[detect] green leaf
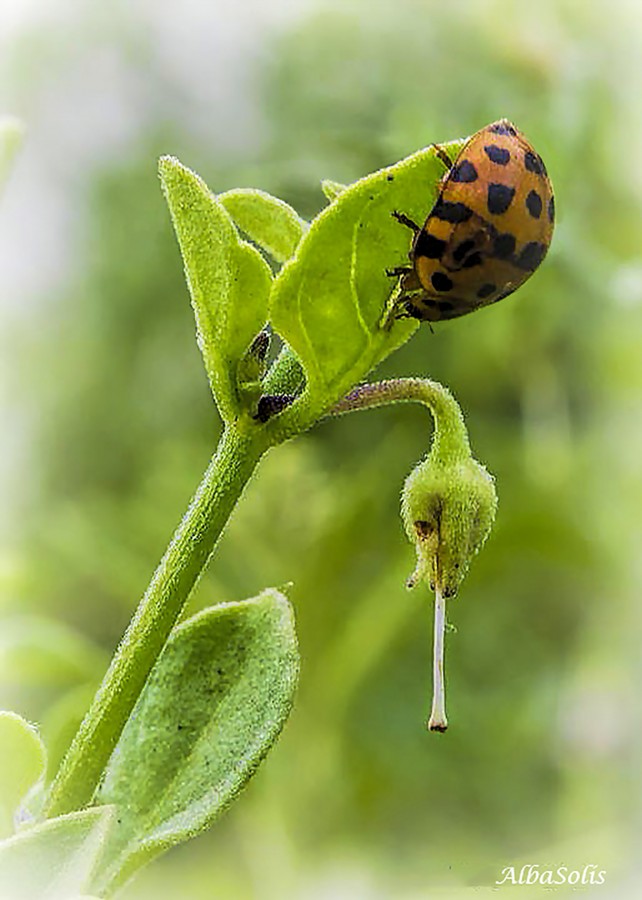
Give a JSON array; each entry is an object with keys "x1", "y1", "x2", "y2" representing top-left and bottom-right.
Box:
[
  {"x1": 0, "y1": 616, "x2": 106, "y2": 691},
  {"x1": 269, "y1": 140, "x2": 466, "y2": 425},
  {"x1": 0, "y1": 117, "x2": 23, "y2": 190},
  {"x1": 93, "y1": 588, "x2": 299, "y2": 894},
  {"x1": 0, "y1": 807, "x2": 113, "y2": 900},
  {"x1": 0, "y1": 712, "x2": 46, "y2": 838},
  {"x1": 159, "y1": 157, "x2": 273, "y2": 423},
  {"x1": 40, "y1": 683, "x2": 99, "y2": 784},
  {"x1": 320, "y1": 179, "x2": 347, "y2": 202},
  {"x1": 219, "y1": 188, "x2": 307, "y2": 264}
]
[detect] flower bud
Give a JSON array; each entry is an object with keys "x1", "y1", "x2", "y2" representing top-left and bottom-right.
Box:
[
  {"x1": 401, "y1": 453, "x2": 497, "y2": 598},
  {"x1": 237, "y1": 327, "x2": 271, "y2": 414}
]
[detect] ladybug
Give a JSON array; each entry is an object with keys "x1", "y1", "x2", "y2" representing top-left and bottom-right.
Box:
[{"x1": 388, "y1": 119, "x2": 554, "y2": 321}]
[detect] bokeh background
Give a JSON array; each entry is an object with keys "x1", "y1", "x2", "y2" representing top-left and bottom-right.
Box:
[{"x1": 1, "y1": 0, "x2": 641, "y2": 897}]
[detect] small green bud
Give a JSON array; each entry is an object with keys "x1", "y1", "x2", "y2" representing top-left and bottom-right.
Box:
[
  {"x1": 328, "y1": 375, "x2": 498, "y2": 732},
  {"x1": 236, "y1": 327, "x2": 271, "y2": 413},
  {"x1": 401, "y1": 453, "x2": 497, "y2": 599},
  {"x1": 401, "y1": 450, "x2": 497, "y2": 732}
]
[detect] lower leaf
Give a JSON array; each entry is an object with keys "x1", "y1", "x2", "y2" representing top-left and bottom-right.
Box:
[
  {"x1": 0, "y1": 807, "x2": 114, "y2": 900},
  {"x1": 92, "y1": 588, "x2": 299, "y2": 895}
]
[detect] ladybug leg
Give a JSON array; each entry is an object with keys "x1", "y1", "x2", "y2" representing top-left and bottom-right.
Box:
[
  {"x1": 391, "y1": 210, "x2": 421, "y2": 233},
  {"x1": 430, "y1": 143, "x2": 455, "y2": 171},
  {"x1": 385, "y1": 265, "x2": 412, "y2": 278},
  {"x1": 394, "y1": 300, "x2": 435, "y2": 333}
]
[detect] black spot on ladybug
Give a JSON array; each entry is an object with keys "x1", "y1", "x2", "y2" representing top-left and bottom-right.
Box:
[
  {"x1": 452, "y1": 239, "x2": 476, "y2": 263},
  {"x1": 484, "y1": 144, "x2": 510, "y2": 165},
  {"x1": 488, "y1": 121, "x2": 517, "y2": 136},
  {"x1": 487, "y1": 183, "x2": 515, "y2": 215},
  {"x1": 524, "y1": 150, "x2": 547, "y2": 177},
  {"x1": 516, "y1": 241, "x2": 547, "y2": 271},
  {"x1": 548, "y1": 195, "x2": 555, "y2": 223},
  {"x1": 414, "y1": 231, "x2": 447, "y2": 259},
  {"x1": 493, "y1": 232, "x2": 516, "y2": 259},
  {"x1": 432, "y1": 199, "x2": 474, "y2": 224},
  {"x1": 450, "y1": 160, "x2": 478, "y2": 183},
  {"x1": 477, "y1": 283, "x2": 496, "y2": 299},
  {"x1": 461, "y1": 252, "x2": 483, "y2": 268},
  {"x1": 431, "y1": 271, "x2": 454, "y2": 292},
  {"x1": 526, "y1": 190, "x2": 542, "y2": 219}
]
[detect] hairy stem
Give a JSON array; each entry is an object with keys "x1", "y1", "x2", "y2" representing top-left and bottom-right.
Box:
[
  {"x1": 44, "y1": 423, "x2": 269, "y2": 818},
  {"x1": 330, "y1": 378, "x2": 470, "y2": 463}
]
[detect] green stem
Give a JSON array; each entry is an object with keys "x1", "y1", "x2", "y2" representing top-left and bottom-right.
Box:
[
  {"x1": 330, "y1": 378, "x2": 470, "y2": 463},
  {"x1": 44, "y1": 422, "x2": 269, "y2": 818}
]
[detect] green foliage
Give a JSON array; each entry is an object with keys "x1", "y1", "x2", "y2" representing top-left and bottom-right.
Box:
[
  {"x1": 269, "y1": 144, "x2": 471, "y2": 425},
  {"x1": 159, "y1": 157, "x2": 273, "y2": 424},
  {"x1": 4, "y1": 1, "x2": 640, "y2": 895},
  {"x1": 0, "y1": 807, "x2": 113, "y2": 900},
  {"x1": 320, "y1": 179, "x2": 347, "y2": 201},
  {"x1": 219, "y1": 188, "x2": 307, "y2": 264},
  {"x1": 92, "y1": 589, "x2": 298, "y2": 894},
  {"x1": 0, "y1": 712, "x2": 46, "y2": 838}
]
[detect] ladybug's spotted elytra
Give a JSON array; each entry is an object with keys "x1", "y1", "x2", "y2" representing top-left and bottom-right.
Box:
[{"x1": 388, "y1": 119, "x2": 554, "y2": 322}]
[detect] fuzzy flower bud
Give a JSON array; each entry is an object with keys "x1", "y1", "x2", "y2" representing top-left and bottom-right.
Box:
[{"x1": 401, "y1": 453, "x2": 497, "y2": 599}]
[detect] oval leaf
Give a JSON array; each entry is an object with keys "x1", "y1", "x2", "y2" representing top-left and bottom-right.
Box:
[
  {"x1": 0, "y1": 712, "x2": 46, "y2": 838},
  {"x1": 219, "y1": 188, "x2": 307, "y2": 264},
  {"x1": 159, "y1": 157, "x2": 273, "y2": 423},
  {"x1": 93, "y1": 588, "x2": 299, "y2": 894},
  {"x1": 0, "y1": 807, "x2": 113, "y2": 900},
  {"x1": 269, "y1": 140, "x2": 466, "y2": 423}
]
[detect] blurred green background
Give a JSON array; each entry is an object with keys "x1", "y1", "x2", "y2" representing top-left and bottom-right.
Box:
[{"x1": 1, "y1": 0, "x2": 641, "y2": 896}]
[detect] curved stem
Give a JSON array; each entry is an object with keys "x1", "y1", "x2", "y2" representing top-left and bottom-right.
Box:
[
  {"x1": 427, "y1": 585, "x2": 448, "y2": 732},
  {"x1": 44, "y1": 423, "x2": 269, "y2": 818},
  {"x1": 330, "y1": 378, "x2": 470, "y2": 463}
]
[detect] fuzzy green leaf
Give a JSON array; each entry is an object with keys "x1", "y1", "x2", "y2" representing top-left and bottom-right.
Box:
[
  {"x1": 0, "y1": 807, "x2": 113, "y2": 900},
  {"x1": 269, "y1": 140, "x2": 465, "y2": 425},
  {"x1": 320, "y1": 179, "x2": 347, "y2": 202},
  {"x1": 0, "y1": 117, "x2": 23, "y2": 190},
  {"x1": 0, "y1": 712, "x2": 46, "y2": 838},
  {"x1": 219, "y1": 188, "x2": 307, "y2": 264},
  {"x1": 159, "y1": 157, "x2": 273, "y2": 423},
  {"x1": 93, "y1": 589, "x2": 299, "y2": 894}
]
